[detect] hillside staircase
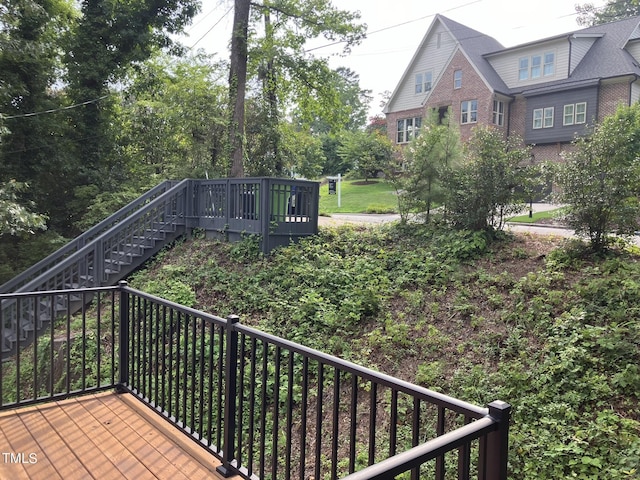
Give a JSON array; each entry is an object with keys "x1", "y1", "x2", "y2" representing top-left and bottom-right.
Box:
[{"x1": 1, "y1": 178, "x2": 319, "y2": 360}]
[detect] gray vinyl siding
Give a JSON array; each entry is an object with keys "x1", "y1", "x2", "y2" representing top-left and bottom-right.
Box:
[
  {"x1": 632, "y1": 80, "x2": 640, "y2": 104},
  {"x1": 486, "y1": 39, "x2": 569, "y2": 89},
  {"x1": 626, "y1": 40, "x2": 640, "y2": 65},
  {"x1": 387, "y1": 23, "x2": 456, "y2": 112},
  {"x1": 570, "y1": 37, "x2": 598, "y2": 74},
  {"x1": 525, "y1": 86, "x2": 598, "y2": 144}
]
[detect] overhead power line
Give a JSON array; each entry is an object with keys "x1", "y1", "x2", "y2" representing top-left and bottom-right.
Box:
[{"x1": 2, "y1": 95, "x2": 110, "y2": 120}]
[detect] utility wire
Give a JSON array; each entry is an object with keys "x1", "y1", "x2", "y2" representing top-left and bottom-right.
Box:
[
  {"x1": 305, "y1": 0, "x2": 483, "y2": 53},
  {"x1": 189, "y1": 5, "x2": 233, "y2": 50},
  {"x1": 2, "y1": 95, "x2": 110, "y2": 120}
]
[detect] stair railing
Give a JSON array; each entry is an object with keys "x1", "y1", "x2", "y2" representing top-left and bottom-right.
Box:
[
  {"x1": 1, "y1": 180, "x2": 191, "y2": 359},
  {"x1": 0, "y1": 180, "x2": 178, "y2": 294}
]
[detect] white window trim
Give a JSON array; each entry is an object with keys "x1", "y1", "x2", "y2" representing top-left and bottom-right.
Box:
[
  {"x1": 533, "y1": 107, "x2": 554, "y2": 129},
  {"x1": 461, "y1": 100, "x2": 478, "y2": 125},
  {"x1": 519, "y1": 52, "x2": 555, "y2": 81},
  {"x1": 397, "y1": 117, "x2": 423, "y2": 144},
  {"x1": 493, "y1": 100, "x2": 505, "y2": 126},
  {"x1": 454, "y1": 70, "x2": 462, "y2": 89},
  {"x1": 563, "y1": 102, "x2": 587, "y2": 126}
]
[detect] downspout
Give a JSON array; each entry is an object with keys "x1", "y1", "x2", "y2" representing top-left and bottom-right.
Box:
[{"x1": 568, "y1": 34, "x2": 573, "y2": 78}]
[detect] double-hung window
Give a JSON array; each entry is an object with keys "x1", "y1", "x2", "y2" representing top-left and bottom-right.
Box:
[
  {"x1": 461, "y1": 100, "x2": 478, "y2": 124},
  {"x1": 533, "y1": 107, "x2": 554, "y2": 129},
  {"x1": 519, "y1": 52, "x2": 555, "y2": 81},
  {"x1": 563, "y1": 102, "x2": 587, "y2": 126},
  {"x1": 397, "y1": 117, "x2": 422, "y2": 143},
  {"x1": 544, "y1": 53, "x2": 555, "y2": 76},
  {"x1": 415, "y1": 71, "x2": 433, "y2": 94},
  {"x1": 454, "y1": 70, "x2": 462, "y2": 89},
  {"x1": 531, "y1": 55, "x2": 541, "y2": 79},
  {"x1": 519, "y1": 58, "x2": 529, "y2": 81},
  {"x1": 415, "y1": 73, "x2": 423, "y2": 94},
  {"x1": 493, "y1": 100, "x2": 505, "y2": 126}
]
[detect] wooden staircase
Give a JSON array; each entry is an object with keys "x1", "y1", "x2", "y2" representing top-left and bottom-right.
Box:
[{"x1": 1, "y1": 181, "x2": 189, "y2": 360}]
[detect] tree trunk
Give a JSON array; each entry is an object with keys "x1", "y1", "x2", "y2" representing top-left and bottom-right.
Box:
[{"x1": 228, "y1": 0, "x2": 250, "y2": 177}]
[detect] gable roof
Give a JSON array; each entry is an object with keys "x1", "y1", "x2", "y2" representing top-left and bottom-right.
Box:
[
  {"x1": 437, "y1": 15, "x2": 509, "y2": 94},
  {"x1": 386, "y1": 14, "x2": 640, "y2": 112},
  {"x1": 510, "y1": 15, "x2": 640, "y2": 96},
  {"x1": 383, "y1": 14, "x2": 506, "y2": 113}
]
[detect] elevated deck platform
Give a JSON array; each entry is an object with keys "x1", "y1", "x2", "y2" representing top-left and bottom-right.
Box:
[{"x1": 0, "y1": 391, "x2": 240, "y2": 480}]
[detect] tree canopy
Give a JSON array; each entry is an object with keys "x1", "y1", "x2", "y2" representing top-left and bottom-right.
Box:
[{"x1": 576, "y1": 0, "x2": 640, "y2": 25}]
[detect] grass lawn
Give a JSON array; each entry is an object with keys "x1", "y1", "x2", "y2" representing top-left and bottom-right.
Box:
[
  {"x1": 319, "y1": 179, "x2": 398, "y2": 214},
  {"x1": 508, "y1": 208, "x2": 564, "y2": 223}
]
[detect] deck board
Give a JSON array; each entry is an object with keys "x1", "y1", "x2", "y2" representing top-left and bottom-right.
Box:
[{"x1": 0, "y1": 391, "x2": 241, "y2": 480}]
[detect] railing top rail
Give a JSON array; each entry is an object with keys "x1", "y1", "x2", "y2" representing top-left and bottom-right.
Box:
[
  {"x1": 197, "y1": 177, "x2": 319, "y2": 186},
  {"x1": 12, "y1": 180, "x2": 191, "y2": 294},
  {"x1": 0, "y1": 180, "x2": 175, "y2": 293},
  {"x1": 236, "y1": 322, "x2": 489, "y2": 418},
  {"x1": 340, "y1": 416, "x2": 497, "y2": 480},
  {"x1": 123, "y1": 285, "x2": 228, "y2": 326},
  {"x1": 0, "y1": 285, "x2": 119, "y2": 300}
]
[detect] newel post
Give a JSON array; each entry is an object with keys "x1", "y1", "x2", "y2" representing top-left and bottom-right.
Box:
[
  {"x1": 118, "y1": 281, "x2": 130, "y2": 390},
  {"x1": 481, "y1": 400, "x2": 511, "y2": 480},
  {"x1": 217, "y1": 314, "x2": 240, "y2": 478}
]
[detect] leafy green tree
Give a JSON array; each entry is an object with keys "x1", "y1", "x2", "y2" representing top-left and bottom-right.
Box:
[
  {"x1": 0, "y1": 181, "x2": 46, "y2": 236},
  {"x1": 65, "y1": 0, "x2": 200, "y2": 186},
  {"x1": 0, "y1": 0, "x2": 79, "y2": 233},
  {"x1": 555, "y1": 104, "x2": 640, "y2": 251},
  {"x1": 576, "y1": 0, "x2": 640, "y2": 26},
  {"x1": 338, "y1": 131, "x2": 394, "y2": 183},
  {"x1": 77, "y1": 53, "x2": 229, "y2": 229},
  {"x1": 293, "y1": 67, "x2": 372, "y2": 134},
  {"x1": 443, "y1": 126, "x2": 532, "y2": 231},
  {"x1": 279, "y1": 124, "x2": 326, "y2": 179},
  {"x1": 241, "y1": 0, "x2": 365, "y2": 175},
  {"x1": 399, "y1": 111, "x2": 462, "y2": 223}
]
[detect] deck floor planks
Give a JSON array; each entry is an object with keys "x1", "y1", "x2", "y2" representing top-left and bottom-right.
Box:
[
  {"x1": 44, "y1": 397, "x2": 127, "y2": 479},
  {"x1": 0, "y1": 391, "x2": 239, "y2": 480},
  {"x1": 95, "y1": 394, "x2": 216, "y2": 479}
]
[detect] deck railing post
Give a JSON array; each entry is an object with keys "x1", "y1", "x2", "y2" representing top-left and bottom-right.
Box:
[
  {"x1": 217, "y1": 314, "x2": 240, "y2": 478},
  {"x1": 118, "y1": 281, "x2": 130, "y2": 390},
  {"x1": 481, "y1": 400, "x2": 511, "y2": 480}
]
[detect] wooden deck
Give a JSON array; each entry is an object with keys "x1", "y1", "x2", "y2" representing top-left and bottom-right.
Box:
[{"x1": 0, "y1": 391, "x2": 241, "y2": 480}]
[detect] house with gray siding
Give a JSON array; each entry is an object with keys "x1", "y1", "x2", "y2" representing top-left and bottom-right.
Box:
[{"x1": 384, "y1": 14, "x2": 640, "y2": 164}]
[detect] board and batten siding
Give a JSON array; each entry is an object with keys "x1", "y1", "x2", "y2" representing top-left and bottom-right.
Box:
[
  {"x1": 387, "y1": 23, "x2": 457, "y2": 113},
  {"x1": 486, "y1": 38, "x2": 570, "y2": 90},
  {"x1": 525, "y1": 86, "x2": 598, "y2": 144}
]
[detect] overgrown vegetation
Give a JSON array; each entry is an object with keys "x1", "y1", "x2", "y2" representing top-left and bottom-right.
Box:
[{"x1": 129, "y1": 225, "x2": 640, "y2": 479}]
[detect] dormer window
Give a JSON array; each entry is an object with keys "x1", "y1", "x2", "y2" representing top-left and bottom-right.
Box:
[{"x1": 519, "y1": 52, "x2": 555, "y2": 81}]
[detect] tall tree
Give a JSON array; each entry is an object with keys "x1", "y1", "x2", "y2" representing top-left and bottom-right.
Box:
[
  {"x1": 576, "y1": 0, "x2": 640, "y2": 26},
  {"x1": 228, "y1": 0, "x2": 251, "y2": 177},
  {"x1": 226, "y1": 0, "x2": 365, "y2": 176},
  {"x1": 65, "y1": 0, "x2": 200, "y2": 188},
  {"x1": 0, "y1": 0, "x2": 77, "y2": 232}
]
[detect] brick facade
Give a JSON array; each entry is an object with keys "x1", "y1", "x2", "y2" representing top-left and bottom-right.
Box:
[{"x1": 598, "y1": 80, "x2": 632, "y2": 121}]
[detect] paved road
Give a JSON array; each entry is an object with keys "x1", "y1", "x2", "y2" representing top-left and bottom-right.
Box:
[
  {"x1": 318, "y1": 207, "x2": 640, "y2": 245},
  {"x1": 318, "y1": 203, "x2": 563, "y2": 233}
]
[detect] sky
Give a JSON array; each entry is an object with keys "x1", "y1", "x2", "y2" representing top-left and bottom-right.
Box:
[{"x1": 179, "y1": 0, "x2": 608, "y2": 117}]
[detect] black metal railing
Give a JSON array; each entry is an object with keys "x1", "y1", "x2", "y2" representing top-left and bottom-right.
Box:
[
  {"x1": 0, "y1": 284, "x2": 510, "y2": 480},
  {"x1": 2, "y1": 178, "x2": 319, "y2": 360}
]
